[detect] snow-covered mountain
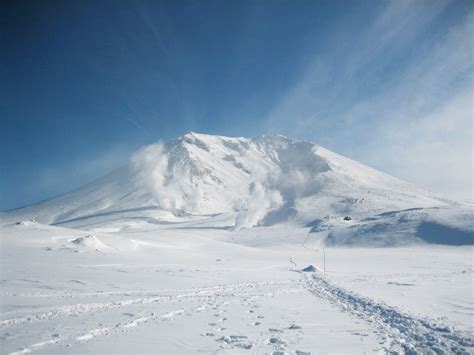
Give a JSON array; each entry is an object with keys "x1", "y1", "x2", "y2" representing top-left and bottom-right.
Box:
[
  {"x1": 1, "y1": 132, "x2": 472, "y2": 246},
  {"x1": 2, "y1": 133, "x2": 474, "y2": 354}
]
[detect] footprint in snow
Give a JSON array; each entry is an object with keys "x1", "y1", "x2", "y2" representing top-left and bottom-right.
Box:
[
  {"x1": 268, "y1": 337, "x2": 287, "y2": 347},
  {"x1": 269, "y1": 328, "x2": 283, "y2": 333},
  {"x1": 216, "y1": 335, "x2": 253, "y2": 349},
  {"x1": 351, "y1": 331, "x2": 369, "y2": 337},
  {"x1": 201, "y1": 332, "x2": 214, "y2": 337}
]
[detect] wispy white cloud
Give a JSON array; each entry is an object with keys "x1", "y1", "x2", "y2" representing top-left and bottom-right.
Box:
[
  {"x1": 369, "y1": 88, "x2": 473, "y2": 201},
  {"x1": 265, "y1": 0, "x2": 473, "y2": 200}
]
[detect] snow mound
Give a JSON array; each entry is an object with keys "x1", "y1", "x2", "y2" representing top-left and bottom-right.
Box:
[
  {"x1": 70, "y1": 235, "x2": 111, "y2": 251},
  {"x1": 15, "y1": 219, "x2": 38, "y2": 226},
  {"x1": 302, "y1": 265, "x2": 317, "y2": 273}
]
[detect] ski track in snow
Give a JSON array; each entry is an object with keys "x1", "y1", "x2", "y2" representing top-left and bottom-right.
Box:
[
  {"x1": 305, "y1": 273, "x2": 474, "y2": 353},
  {"x1": 4, "y1": 280, "x2": 305, "y2": 354}
]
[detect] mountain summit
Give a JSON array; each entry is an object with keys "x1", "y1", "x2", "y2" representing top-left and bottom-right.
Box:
[{"x1": 2, "y1": 133, "x2": 472, "y2": 245}]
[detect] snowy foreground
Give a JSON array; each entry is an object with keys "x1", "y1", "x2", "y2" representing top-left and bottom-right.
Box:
[
  {"x1": 1, "y1": 218, "x2": 473, "y2": 354},
  {"x1": 1, "y1": 133, "x2": 473, "y2": 353}
]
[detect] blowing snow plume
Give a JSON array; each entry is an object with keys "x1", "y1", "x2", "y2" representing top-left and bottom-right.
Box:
[
  {"x1": 233, "y1": 180, "x2": 283, "y2": 230},
  {"x1": 131, "y1": 142, "x2": 197, "y2": 213},
  {"x1": 232, "y1": 141, "x2": 331, "y2": 229},
  {"x1": 274, "y1": 142, "x2": 329, "y2": 200}
]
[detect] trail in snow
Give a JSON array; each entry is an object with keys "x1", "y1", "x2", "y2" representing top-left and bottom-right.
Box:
[
  {"x1": 0, "y1": 280, "x2": 302, "y2": 329},
  {"x1": 5, "y1": 280, "x2": 306, "y2": 354},
  {"x1": 5, "y1": 262, "x2": 473, "y2": 354},
  {"x1": 305, "y1": 273, "x2": 473, "y2": 353}
]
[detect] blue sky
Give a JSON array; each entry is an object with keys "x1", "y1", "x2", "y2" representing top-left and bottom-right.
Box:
[{"x1": 1, "y1": 0, "x2": 472, "y2": 210}]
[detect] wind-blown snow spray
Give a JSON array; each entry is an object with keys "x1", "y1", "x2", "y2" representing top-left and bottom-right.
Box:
[
  {"x1": 131, "y1": 142, "x2": 200, "y2": 213},
  {"x1": 233, "y1": 180, "x2": 283, "y2": 230}
]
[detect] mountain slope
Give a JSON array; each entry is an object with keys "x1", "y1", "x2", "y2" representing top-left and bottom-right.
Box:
[{"x1": 1, "y1": 132, "x2": 472, "y2": 245}]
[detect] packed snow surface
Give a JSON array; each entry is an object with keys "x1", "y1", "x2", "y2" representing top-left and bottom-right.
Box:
[{"x1": 1, "y1": 133, "x2": 473, "y2": 353}]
